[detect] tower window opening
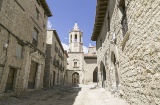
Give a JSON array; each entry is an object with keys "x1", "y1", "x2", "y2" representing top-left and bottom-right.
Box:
[{"x1": 74, "y1": 34, "x2": 77, "y2": 42}]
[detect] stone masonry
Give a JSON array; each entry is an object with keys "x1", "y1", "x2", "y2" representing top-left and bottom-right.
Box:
[
  {"x1": 67, "y1": 23, "x2": 97, "y2": 84},
  {"x1": 44, "y1": 30, "x2": 68, "y2": 88},
  {"x1": 0, "y1": 0, "x2": 52, "y2": 95},
  {"x1": 92, "y1": 0, "x2": 160, "y2": 105}
]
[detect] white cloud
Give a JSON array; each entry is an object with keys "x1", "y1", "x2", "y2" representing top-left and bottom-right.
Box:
[
  {"x1": 62, "y1": 42, "x2": 69, "y2": 51},
  {"x1": 47, "y1": 20, "x2": 53, "y2": 29},
  {"x1": 62, "y1": 42, "x2": 88, "y2": 54},
  {"x1": 83, "y1": 46, "x2": 88, "y2": 54}
]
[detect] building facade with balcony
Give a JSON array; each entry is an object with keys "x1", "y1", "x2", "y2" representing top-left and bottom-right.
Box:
[
  {"x1": 0, "y1": 0, "x2": 52, "y2": 95},
  {"x1": 91, "y1": 0, "x2": 160, "y2": 104},
  {"x1": 45, "y1": 30, "x2": 68, "y2": 88}
]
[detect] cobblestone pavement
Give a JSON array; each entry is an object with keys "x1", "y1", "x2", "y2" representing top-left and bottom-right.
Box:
[{"x1": 0, "y1": 84, "x2": 128, "y2": 105}]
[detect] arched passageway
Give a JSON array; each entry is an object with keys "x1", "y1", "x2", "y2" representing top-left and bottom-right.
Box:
[
  {"x1": 93, "y1": 67, "x2": 98, "y2": 82},
  {"x1": 72, "y1": 72, "x2": 79, "y2": 84},
  {"x1": 100, "y1": 62, "x2": 106, "y2": 88},
  {"x1": 111, "y1": 52, "x2": 119, "y2": 88}
]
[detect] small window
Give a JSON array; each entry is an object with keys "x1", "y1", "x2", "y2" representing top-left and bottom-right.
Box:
[
  {"x1": 107, "y1": 12, "x2": 110, "y2": 32},
  {"x1": 100, "y1": 39, "x2": 102, "y2": 47},
  {"x1": 0, "y1": 66, "x2": 3, "y2": 80},
  {"x1": 32, "y1": 28, "x2": 38, "y2": 47},
  {"x1": 35, "y1": 8, "x2": 39, "y2": 20},
  {"x1": 74, "y1": 62, "x2": 77, "y2": 67},
  {"x1": 43, "y1": 24, "x2": 45, "y2": 29},
  {"x1": 43, "y1": 42, "x2": 44, "y2": 47},
  {"x1": 44, "y1": 12, "x2": 46, "y2": 18},
  {"x1": 16, "y1": 43, "x2": 22, "y2": 58}
]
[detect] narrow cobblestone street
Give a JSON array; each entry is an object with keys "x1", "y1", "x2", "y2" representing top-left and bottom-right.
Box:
[{"x1": 0, "y1": 84, "x2": 128, "y2": 105}]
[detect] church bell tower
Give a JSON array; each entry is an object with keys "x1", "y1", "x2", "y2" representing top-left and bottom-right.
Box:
[{"x1": 69, "y1": 23, "x2": 83, "y2": 52}]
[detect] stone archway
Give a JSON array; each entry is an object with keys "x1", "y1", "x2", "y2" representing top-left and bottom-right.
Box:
[
  {"x1": 111, "y1": 52, "x2": 119, "y2": 89},
  {"x1": 72, "y1": 72, "x2": 79, "y2": 84},
  {"x1": 100, "y1": 61, "x2": 106, "y2": 88},
  {"x1": 93, "y1": 67, "x2": 98, "y2": 82}
]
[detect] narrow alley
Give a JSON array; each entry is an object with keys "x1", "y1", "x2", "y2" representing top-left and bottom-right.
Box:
[
  {"x1": 0, "y1": 0, "x2": 160, "y2": 104},
  {"x1": 0, "y1": 84, "x2": 128, "y2": 105}
]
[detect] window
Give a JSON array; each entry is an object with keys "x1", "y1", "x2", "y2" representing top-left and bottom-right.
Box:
[
  {"x1": 35, "y1": 8, "x2": 39, "y2": 20},
  {"x1": 74, "y1": 34, "x2": 77, "y2": 42},
  {"x1": 43, "y1": 42, "x2": 44, "y2": 47},
  {"x1": 0, "y1": 66, "x2": 4, "y2": 80},
  {"x1": 100, "y1": 39, "x2": 102, "y2": 47},
  {"x1": 16, "y1": 43, "x2": 22, "y2": 58},
  {"x1": 107, "y1": 12, "x2": 110, "y2": 32},
  {"x1": 119, "y1": 0, "x2": 128, "y2": 37},
  {"x1": 74, "y1": 62, "x2": 77, "y2": 67},
  {"x1": 44, "y1": 12, "x2": 45, "y2": 18},
  {"x1": 32, "y1": 28, "x2": 38, "y2": 47},
  {"x1": 43, "y1": 24, "x2": 45, "y2": 29}
]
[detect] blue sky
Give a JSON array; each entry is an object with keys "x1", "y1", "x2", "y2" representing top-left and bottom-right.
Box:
[{"x1": 46, "y1": 0, "x2": 96, "y2": 53}]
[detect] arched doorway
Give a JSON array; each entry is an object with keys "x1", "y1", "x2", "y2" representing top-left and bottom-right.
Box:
[
  {"x1": 100, "y1": 62, "x2": 106, "y2": 88},
  {"x1": 72, "y1": 72, "x2": 79, "y2": 84},
  {"x1": 111, "y1": 52, "x2": 119, "y2": 89},
  {"x1": 93, "y1": 67, "x2": 98, "y2": 82}
]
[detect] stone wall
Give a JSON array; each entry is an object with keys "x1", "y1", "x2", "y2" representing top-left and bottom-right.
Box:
[
  {"x1": 119, "y1": 0, "x2": 160, "y2": 104},
  {"x1": 45, "y1": 30, "x2": 67, "y2": 87},
  {"x1": 94, "y1": 0, "x2": 160, "y2": 104},
  {"x1": 83, "y1": 58, "x2": 97, "y2": 84},
  {"x1": 0, "y1": 0, "x2": 50, "y2": 94},
  {"x1": 67, "y1": 52, "x2": 84, "y2": 84}
]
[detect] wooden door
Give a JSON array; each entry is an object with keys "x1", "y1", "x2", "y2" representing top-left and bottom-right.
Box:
[
  {"x1": 53, "y1": 71, "x2": 55, "y2": 86},
  {"x1": 5, "y1": 68, "x2": 16, "y2": 91},
  {"x1": 28, "y1": 61, "x2": 38, "y2": 89}
]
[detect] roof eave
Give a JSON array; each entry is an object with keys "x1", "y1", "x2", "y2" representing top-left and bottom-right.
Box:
[
  {"x1": 91, "y1": 0, "x2": 109, "y2": 41},
  {"x1": 39, "y1": 0, "x2": 52, "y2": 17}
]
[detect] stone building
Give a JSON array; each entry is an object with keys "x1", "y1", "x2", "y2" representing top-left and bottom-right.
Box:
[
  {"x1": 83, "y1": 46, "x2": 97, "y2": 84},
  {"x1": 45, "y1": 30, "x2": 68, "y2": 88},
  {"x1": 67, "y1": 23, "x2": 97, "y2": 84},
  {"x1": 91, "y1": 0, "x2": 160, "y2": 104},
  {"x1": 0, "y1": 0, "x2": 52, "y2": 95}
]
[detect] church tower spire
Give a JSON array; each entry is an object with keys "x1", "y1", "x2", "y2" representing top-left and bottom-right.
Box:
[
  {"x1": 69, "y1": 23, "x2": 83, "y2": 52},
  {"x1": 73, "y1": 23, "x2": 79, "y2": 31}
]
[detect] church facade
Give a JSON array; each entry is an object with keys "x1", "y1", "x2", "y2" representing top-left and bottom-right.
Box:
[{"x1": 66, "y1": 23, "x2": 97, "y2": 84}]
